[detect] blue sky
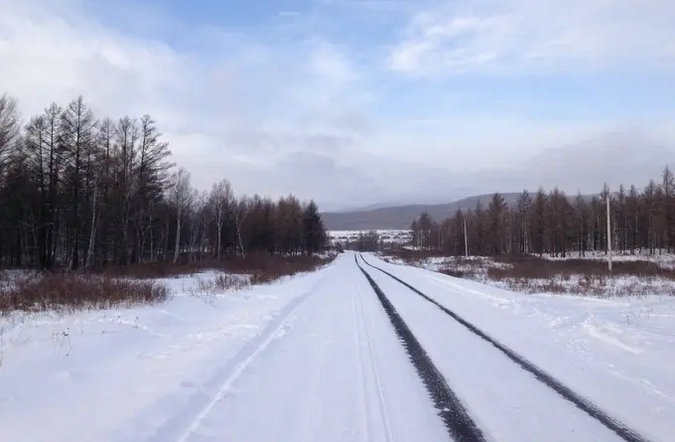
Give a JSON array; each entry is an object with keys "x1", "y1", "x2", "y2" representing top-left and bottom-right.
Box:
[{"x1": 1, "y1": 0, "x2": 675, "y2": 209}]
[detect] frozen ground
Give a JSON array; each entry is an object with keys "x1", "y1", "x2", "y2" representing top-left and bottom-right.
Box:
[{"x1": 1, "y1": 253, "x2": 674, "y2": 441}]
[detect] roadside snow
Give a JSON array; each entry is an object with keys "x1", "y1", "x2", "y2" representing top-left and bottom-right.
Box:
[
  {"x1": 0, "y1": 257, "x2": 445, "y2": 442},
  {"x1": 0, "y1": 269, "x2": 327, "y2": 441}
]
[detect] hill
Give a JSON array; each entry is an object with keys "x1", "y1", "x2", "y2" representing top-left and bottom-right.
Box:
[{"x1": 322, "y1": 193, "x2": 522, "y2": 230}]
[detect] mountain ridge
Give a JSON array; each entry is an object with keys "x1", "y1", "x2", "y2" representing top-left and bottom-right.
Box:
[{"x1": 321, "y1": 193, "x2": 522, "y2": 230}]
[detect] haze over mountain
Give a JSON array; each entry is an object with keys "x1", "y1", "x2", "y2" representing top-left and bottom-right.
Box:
[{"x1": 322, "y1": 193, "x2": 522, "y2": 230}]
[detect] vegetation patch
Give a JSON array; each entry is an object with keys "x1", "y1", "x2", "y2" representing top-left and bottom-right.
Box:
[
  {"x1": 382, "y1": 249, "x2": 675, "y2": 297},
  {"x1": 194, "y1": 252, "x2": 337, "y2": 295},
  {"x1": 0, "y1": 273, "x2": 168, "y2": 314}
]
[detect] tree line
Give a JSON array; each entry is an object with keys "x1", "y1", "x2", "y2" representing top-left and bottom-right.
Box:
[
  {"x1": 0, "y1": 94, "x2": 327, "y2": 269},
  {"x1": 411, "y1": 167, "x2": 675, "y2": 257}
]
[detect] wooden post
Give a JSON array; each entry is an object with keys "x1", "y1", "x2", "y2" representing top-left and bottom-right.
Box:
[
  {"x1": 464, "y1": 215, "x2": 469, "y2": 257},
  {"x1": 607, "y1": 193, "x2": 613, "y2": 273}
]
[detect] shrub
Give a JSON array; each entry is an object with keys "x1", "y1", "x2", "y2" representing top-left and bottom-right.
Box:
[
  {"x1": 487, "y1": 257, "x2": 675, "y2": 280},
  {"x1": 0, "y1": 273, "x2": 168, "y2": 313},
  {"x1": 222, "y1": 252, "x2": 334, "y2": 282},
  {"x1": 197, "y1": 274, "x2": 251, "y2": 294}
]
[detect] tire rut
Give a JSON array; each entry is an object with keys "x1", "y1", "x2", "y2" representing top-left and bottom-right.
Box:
[
  {"x1": 360, "y1": 254, "x2": 650, "y2": 442},
  {"x1": 355, "y1": 254, "x2": 486, "y2": 442}
]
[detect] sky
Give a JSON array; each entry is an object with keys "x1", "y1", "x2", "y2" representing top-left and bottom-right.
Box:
[{"x1": 1, "y1": 0, "x2": 675, "y2": 210}]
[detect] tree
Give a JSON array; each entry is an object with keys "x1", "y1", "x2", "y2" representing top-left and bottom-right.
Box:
[
  {"x1": 209, "y1": 179, "x2": 234, "y2": 259},
  {"x1": 0, "y1": 94, "x2": 19, "y2": 173},
  {"x1": 169, "y1": 168, "x2": 191, "y2": 263},
  {"x1": 60, "y1": 96, "x2": 96, "y2": 269},
  {"x1": 515, "y1": 190, "x2": 531, "y2": 254},
  {"x1": 302, "y1": 201, "x2": 326, "y2": 254},
  {"x1": 486, "y1": 193, "x2": 507, "y2": 254}
]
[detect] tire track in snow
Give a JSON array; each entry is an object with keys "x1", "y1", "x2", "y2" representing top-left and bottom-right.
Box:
[
  {"x1": 361, "y1": 254, "x2": 649, "y2": 442},
  {"x1": 354, "y1": 277, "x2": 395, "y2": 442},
  {"x1": 350, "y1": 282, "x2": 374, "y2": 440},
  {"x1": 355, "y1": 255, "x2": 486, "y2": 442}
]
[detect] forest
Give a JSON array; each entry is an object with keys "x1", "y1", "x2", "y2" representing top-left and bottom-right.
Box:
[
  {"x1": 0, "y1": 94, "x2": 327, "y2": 270},
  {"x1": 410, "y1": 168, "x2": 675, "y2": 257}
]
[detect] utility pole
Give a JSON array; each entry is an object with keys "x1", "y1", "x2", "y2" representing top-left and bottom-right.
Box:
[
  {"x1": 606, "y1": 192, "x2": 613, "y2": 273},
  {"x1": 464, "y1": 215, "x2": 469, "y2": 257}
]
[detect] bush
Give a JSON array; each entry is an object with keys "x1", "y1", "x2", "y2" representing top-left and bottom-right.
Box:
[
  {"x1": 0, "y1": 273, "x2": 168, "y2": 313},
  {"x1": 100, "y1": 260, "x2": 207, "y2": 279},
  {"x1": 193, "y1": 252, "x2": 336, "y2": 295},
  {"x1": 99, "y1": 252, "x2": 336, "y2": 281},
  {"x1": 383, "y1": 247, "x2": 445, "y2": 265},
  {"x1": 487, "y1": 257, "x2": 675, "y2": 280},
  {"x1": 223, "y1": 252, "x2": 334, "y2": 283}
]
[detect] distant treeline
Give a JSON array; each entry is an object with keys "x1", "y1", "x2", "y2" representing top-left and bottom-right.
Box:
[
  {"x1": 411, "y1": 168, "x2": 675, "y2": 257},
  {"x1": 0, "y1": 94, "x2": 326, "y2": 269}
]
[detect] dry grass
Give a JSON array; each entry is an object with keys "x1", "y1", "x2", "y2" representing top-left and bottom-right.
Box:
[
  {"x1": 100, "y1": 261, "x2": 207, "y2": 279},
  {"x1": 223, "y1": 253, "x2": 333, "y2": 282},
  {"x1": 0, "y1": 273, "x2": 168, "y2": 313},
  {"x1": 196, "y1": 274, "x2": 251, "y2": 294},
  {"x1": 487, "y1": 256, "x2": 675, "y2": 280},
  {"x1": 100, "y1": 253, "x2": 335, "y2": 281},
  {"x1": 195, "y1": 253, "x2": 334, "y2": 295},
  {"x1": 0, "y1": 253, "x2": 335, "y2": 313},
  {"x1": 382, "y1": 250, "x2": 675, "y2": 297},
  {"x1": 383, "y1": 248, "x2": 443, "y2": 265}
]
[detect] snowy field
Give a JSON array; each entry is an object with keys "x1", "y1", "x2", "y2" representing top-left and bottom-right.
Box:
[
  {"x1": 387, "y1": 253, "x2": 675, "y2": 297},
  {"x1": 1, "y1": 253, "x2": 674, "y2": 441}
]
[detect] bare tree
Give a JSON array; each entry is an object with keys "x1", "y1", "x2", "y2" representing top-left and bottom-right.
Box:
[
  {"x1": 0, "y1": 94, "x2": 19, "y2": 175},
  {"x1": 209, "y1": 179, "x2": 233, "y2": 259},
  {"x1": 169, "y1": 168, "x2": 191, "y2": 263},
  {"x1": 60, "y1": 96, "x2": 96, "y2": 269}
]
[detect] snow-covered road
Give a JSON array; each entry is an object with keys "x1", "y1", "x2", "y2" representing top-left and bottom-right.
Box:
[{"x1": 1, "y1": 252, "x2": 674, "y2": 441}]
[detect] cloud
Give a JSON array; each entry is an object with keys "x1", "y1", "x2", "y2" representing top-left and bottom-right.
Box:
[
  {"x1": 0, "y1": 0, "x2": 372, "y2": 199},
  {"x1": 2, "y1": 0, "x2": 674, "y2": 211},
  {"x1": 388, "y1": 0, "x2": 675, "y2": 75}
]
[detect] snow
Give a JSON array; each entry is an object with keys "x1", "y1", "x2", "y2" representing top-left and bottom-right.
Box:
[
  {"x1": 0, "y1": 257, "x2": 444, "y2": 442},
  {"x1": 364, "y1": 253, "x2": 675, "y2": 441},
  {"x1": 1, "y1": 253, "x2": 674, "y2": 441}
]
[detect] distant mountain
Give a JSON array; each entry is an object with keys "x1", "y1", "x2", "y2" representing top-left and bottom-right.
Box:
[{"x1": 322, "y1": 193, "x2": 522, "y2": 230}]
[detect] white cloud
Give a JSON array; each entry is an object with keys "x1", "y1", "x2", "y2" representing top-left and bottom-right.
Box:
[
  {"x1": 388, "y1": 0, "x2": 675, "y2": 75},
  {"x1": 0, "y1": 0, "x2": 372, "y2": 200},
  {"x1": 2, "y1": 0, "x2": 674, "y2": 210}
]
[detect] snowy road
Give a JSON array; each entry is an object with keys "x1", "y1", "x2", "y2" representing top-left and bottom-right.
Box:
[
  {"x1": 171, "y1": 254, "x2": 446, "y2": 442},
  {"x1": 1, "y1": 252, "x2": 674, "y2": 441},
  {"x1": 359, "y1": 255, "x2": 638, "y2": 441}
]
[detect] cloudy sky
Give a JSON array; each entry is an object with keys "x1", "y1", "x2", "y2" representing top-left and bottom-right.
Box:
[{"x1": 2, "y1": 0, "x2": 675, "y2": 210}]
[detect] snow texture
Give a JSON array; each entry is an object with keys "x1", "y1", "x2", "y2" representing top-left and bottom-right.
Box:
[{"x1": 1, "y1": 253, "x2": 673, "y2": 441}]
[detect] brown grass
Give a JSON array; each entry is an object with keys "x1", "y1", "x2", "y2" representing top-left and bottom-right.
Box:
[
  {"x1": 223, "y1": 253, "x2": 333, "y2": 283},
  {"x1": 0, "y1": 273, "x2": 168, "y2": 313},
  {"x1": 194, "y1": 253, "x2": 336, "y2": 295},
  {"x1": 382, "y1": 250, "x2": 675, "y2": 296},
  {"x1": 196, "y1": 274, "x2": 251, "y2": 294},
  {"x1": 487, "y1": 256, "x2": 675, "y2": 280},
  {"x1": 99, "y1": 253, "x2": 335, "y2": 281},
  {"x1": 100, "y1": 260, "x2": 207, "y2": 279},
  {"x1": 383, "y1": 248, "x2": 445, "y2": 265}
]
